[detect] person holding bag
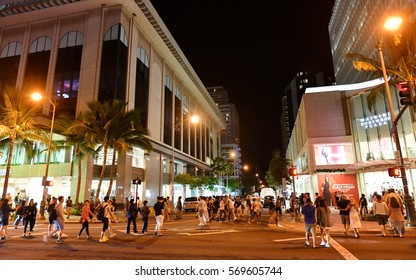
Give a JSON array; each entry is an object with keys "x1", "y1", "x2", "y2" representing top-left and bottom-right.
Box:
[{"x1": 372, "y1": 194, "x2": 389, "y2": 237}]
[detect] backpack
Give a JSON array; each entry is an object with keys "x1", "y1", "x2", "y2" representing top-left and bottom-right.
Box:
[
  {"x1": 96, "y1": 204, "x2": 107, "y2": 221},
  {"x1": 390, "y1": 197, "x2": 401, "y2": 208}
]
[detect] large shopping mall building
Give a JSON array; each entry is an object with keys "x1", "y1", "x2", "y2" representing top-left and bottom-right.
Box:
[
  {"x1": 285, "y1": 78, "x2": 416, "y2": 205},
  {"x1": 0, "y1": 0, "x2": 226, "y2": 205}
]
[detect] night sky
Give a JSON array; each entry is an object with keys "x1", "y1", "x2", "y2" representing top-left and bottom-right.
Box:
[{"x1": 150, "y1": 0, "x2": 336, "y2": 176}]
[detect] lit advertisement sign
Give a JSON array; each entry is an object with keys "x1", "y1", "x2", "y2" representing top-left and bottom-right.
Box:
[
  {"x1": 318, "y1": 174, "x2": 359, "y2": 206},
  {"x1": 314, "y1": 144, "x2": 354, "y2": 166}
]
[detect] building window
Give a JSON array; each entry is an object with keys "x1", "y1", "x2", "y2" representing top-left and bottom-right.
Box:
[
  {"x1": 163, "y1": 75, "x2": 173, "y2": 145},
  {"x1": 0, "y1": 41, "x2": 22, "y2": 89},
  {"x1": 54, "y1": 31, "x2": 84, "y2": 117},
  {"x1": 135, "y1": 47, "x2": 150, "y2": 128},
  {"x1": 99, "y1": 24, "x2": 128, "y2": 102}
]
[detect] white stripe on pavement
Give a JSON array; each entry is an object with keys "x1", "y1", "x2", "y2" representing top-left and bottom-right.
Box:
[
  {"x1": 273, "y1": 236, "x2": 359, "y2": 260},
  {"x1": 177, "y1": 229, "x2": 240, "y2": 236}
]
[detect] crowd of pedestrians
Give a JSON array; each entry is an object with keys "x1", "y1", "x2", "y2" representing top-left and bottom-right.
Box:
[{"x1": 0, "y1": 188, "x2": 411, "y2": 246}]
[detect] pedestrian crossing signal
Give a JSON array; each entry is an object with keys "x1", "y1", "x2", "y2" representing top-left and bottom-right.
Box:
[{"x1": 388, "y1": 167, "x2": 400, "y2": 178}]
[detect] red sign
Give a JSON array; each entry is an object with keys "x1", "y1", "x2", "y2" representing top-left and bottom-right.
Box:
[{"x1": 317, "y1": 174, "x2": 359, "y2": 206}]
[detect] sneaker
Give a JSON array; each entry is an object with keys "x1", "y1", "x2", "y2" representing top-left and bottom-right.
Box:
[
  {"x1": 305, "y1": 241, "x2": 310, "y2": 246},
  {"x1": 21, "y1": 234, "x2": 26, "y2": 237},
  {"x1": 87, "y1": 235, "x2": 91, "y2": 239},
  {"x1": 320, "y1": 241, "x2": 326, "y2": 246},
  {"x1": 77, "y1": 235, "x2": 80, "y2": 239},
  {"x1": 99, "y1": 238, "x2": 107, "y2": 243},
  {"x1": 102, "y1": 236, "x2": 109, "y2": 242},
  {"x1": 325, "y1": 243, "x2": 331, "y2": 248}
]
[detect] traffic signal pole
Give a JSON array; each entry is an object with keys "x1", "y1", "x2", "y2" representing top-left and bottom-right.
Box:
[
  {"x1": 378, "y1": 44, "x2": 416, "y2": 227},
  {"x1": 391, "y1": 107, "x2": 416, "y2": 227}
]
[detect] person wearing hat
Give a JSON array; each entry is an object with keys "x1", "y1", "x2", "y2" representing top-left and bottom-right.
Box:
[{"x1": 153, "y1": 196, "x2": 165, "y2": 237}]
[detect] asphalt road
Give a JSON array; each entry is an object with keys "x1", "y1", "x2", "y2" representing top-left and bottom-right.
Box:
[{"x1": 1, "y1": 209, "x2": 415, "y2": 260}]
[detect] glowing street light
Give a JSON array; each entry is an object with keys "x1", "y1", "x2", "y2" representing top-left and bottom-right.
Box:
[{"x1": 32, "y1": 92, "x2": 56, "y2": 219}]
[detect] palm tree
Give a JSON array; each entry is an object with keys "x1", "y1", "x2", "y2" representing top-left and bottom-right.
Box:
[
  {"x1": 65, "y1": 99, "x2": 126, "y2": 200},
  {"x1": 106, "y1": 108, "x2": 152, "y2": 196},
  {"x1": 55, "y1": 113, "x2": 96, "y2": 205},
  {"x1": 0, "y1": 85, "x2": 49, "y2": 198},
  {"x1": 345, "y1": 17, "x2": 416, "y2": 110}
]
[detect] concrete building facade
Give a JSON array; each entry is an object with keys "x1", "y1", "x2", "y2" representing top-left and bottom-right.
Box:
[{"x1": 0, "y1": 0, "x2": 226, "y2": 205}]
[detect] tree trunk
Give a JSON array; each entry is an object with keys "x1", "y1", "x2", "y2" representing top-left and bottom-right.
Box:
[
  {"x1": 75, "y1": 147, "x2": 82, "y2": 205},
  {"x1": 96, "y1": 138, "x2": 108, "y2": 202},
  {"x1": 106, "y1": 150, "x2": 117, "y2": 197},
  {"x1": 2, "y1": 135, "x2": 15, "y2": 198}
]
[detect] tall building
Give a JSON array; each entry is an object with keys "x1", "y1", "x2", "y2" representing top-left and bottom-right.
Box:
[
  {"x1": 207, "y1": 86, "x2": 242, "y2": 180},
  {"x1": 0, "y1": 0, "x2": 226, "y2": 205},
  {"x1": 280, "y1": 71, "x2": 333, "y2": 152},
  {"x1": 329, "y1": 0, "x2": 415, "y2": 84}
]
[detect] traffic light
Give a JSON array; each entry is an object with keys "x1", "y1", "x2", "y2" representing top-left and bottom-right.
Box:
[
  {"x1": 289, "y1": 167, "x2": 298, "y2": 176},
  {"x1": 398, "y1": 81, "x2": 415, "y2": 106},
  {"x1": 388, "y1": 166, "x2": 400, "y2": 178},
  {"x1": 132, "y1": 179, "x2": 142, "y2": 185}
]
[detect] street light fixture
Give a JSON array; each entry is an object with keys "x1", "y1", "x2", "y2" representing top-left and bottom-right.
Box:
[
  {"x1": 32, "y1": 92, "x2": 56, "y2": 219},
  {"x1": 377, "y1": 16, "x2": 416, "y2": 227},
  {"x1": 170, "y1": 114, "x2": 199, "y2": 201}
]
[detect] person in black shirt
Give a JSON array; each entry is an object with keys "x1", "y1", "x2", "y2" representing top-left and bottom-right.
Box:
[
  {"x1": 153, "y1": 196, "x2": 164, "y2": 237},
  {"x1": 359, "y1": 194, "x2": 368, "y2": 220},
  {"x1": 337, "y1": 194, "x2": 351, "y2": 236}
]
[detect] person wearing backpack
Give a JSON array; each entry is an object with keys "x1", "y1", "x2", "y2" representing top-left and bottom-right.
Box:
[
  {"x1": 99, "y1": 196, "x2": 111, "y2": 243},
  {"x1": 47, "y1": 197, "x2": 58, "y2": 237}
]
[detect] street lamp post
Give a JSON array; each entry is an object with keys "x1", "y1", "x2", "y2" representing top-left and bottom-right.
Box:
[
  {"x1": 170, "y1": 115, "x2": 199, "y2": 202},
  {"x1": 378, "y1": 16, "x2": 416, "y2": 227},
  {"x1": 32, "y1": 93, "x2": 56, "y2": 219}
]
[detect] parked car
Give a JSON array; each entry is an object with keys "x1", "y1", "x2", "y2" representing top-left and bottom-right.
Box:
[{"x1": 184, "y1": 197, "x2": 198, "y2": 212}]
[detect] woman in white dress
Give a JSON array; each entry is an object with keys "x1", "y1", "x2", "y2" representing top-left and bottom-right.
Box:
[{"x1": 347, "y1": 198, "x2": 361, "y2": 238}]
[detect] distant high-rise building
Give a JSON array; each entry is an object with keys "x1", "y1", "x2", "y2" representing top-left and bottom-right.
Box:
[{"x1": 207, "y1": 86, "x2": 242, "y2": 180}]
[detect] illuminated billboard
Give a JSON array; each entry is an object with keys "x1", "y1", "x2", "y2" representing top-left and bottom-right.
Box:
[{"x1": 314, "y1": 143, "x2": 354, "y2": 166}]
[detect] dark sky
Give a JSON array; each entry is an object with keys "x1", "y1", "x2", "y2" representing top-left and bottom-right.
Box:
[{"x1": 150, "y1": 0, "x2": 335, "y2": 176}]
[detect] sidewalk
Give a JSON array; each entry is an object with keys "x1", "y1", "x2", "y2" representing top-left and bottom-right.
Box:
[{"x1": 269, "y1": 206, "x2": 416, "y2": 237}]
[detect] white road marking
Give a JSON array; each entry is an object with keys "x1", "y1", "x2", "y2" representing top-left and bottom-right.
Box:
[
  {"x1": 273, "y1": 236, "x2": 359, "y2": 260},
  {"x1": 177, "y1": 229, "x2": 240, "y2": 236}
]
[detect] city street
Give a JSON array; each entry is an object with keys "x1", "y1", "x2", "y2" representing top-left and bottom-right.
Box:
[{"x1": 0, "y1": 208, "x2": 415, "y2": 260}]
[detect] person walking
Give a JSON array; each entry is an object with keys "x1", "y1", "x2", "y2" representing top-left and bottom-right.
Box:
[
  {"x1": 54, "y1": 196, "x2": 65, "y2": 244},
  {"x1": 141, "y1": 200, "x2": 150, "y2": 235},
  {"x1": 0, "y1": 198, "x2": 15, "y2": 241},
  {"x1": 252, "y1": 197, "x2": 263, "y2": 224},
  {"x1": 65, "y1": 196, "x2": 72, "y2": 219},
  {"x1": 359, "y1": 193, "x2": 368, "y2": 220},
  {"x1": 316, "y1": 199, "x2": 332, "y2": 247},
  {"x1": 197, "y1": 196, "x2": 209, "y2": 227},
  {"x1": 218, "y1": 196, "x2": 226, "y2": 222},
  {"x1": 126, "y1": 198, "x2": 138, "y2": 234},
  {"x1": 337, "y1": 194, "x2": 351, "y2": 236},
  {"x1": 136, "y1": 196, "x2": 143, "y2": 218},
  {"x1": 21, "y1": 199, "x2": 36, "y2": 237},
  {"x1": 107, "y1": 200, "x2": 118, "y2": 238},
  {"x1": 98, "y1": 196, "x2": 111, "y2": 243},
  {"x1": 301, "y1": 198, "x2": 317, "y2": 248},
  {"x1": 47, "y1": 197, "x2": 58, "y2": 237},
  {"x1": 372, "y1": 194, "x2": 389, "y2": 237},
  {"x1": 13, "y1": 200, "x2": 26, "y2": 229},
  {"x1": 175, "y1": 196, "x2": 183, "y2": 219},
  {"x1": 154, "y1": 196, "x2": 165, "y2": 237},
  {"x1": 347, "y1": 197, "x2": 361, "y2": 238},
  {"x1": 77, "y1": 200, "x2": 95, "y2": 239},
  {"x1": 388, "y1": 195, "x2": 405, "y2": 237}
]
